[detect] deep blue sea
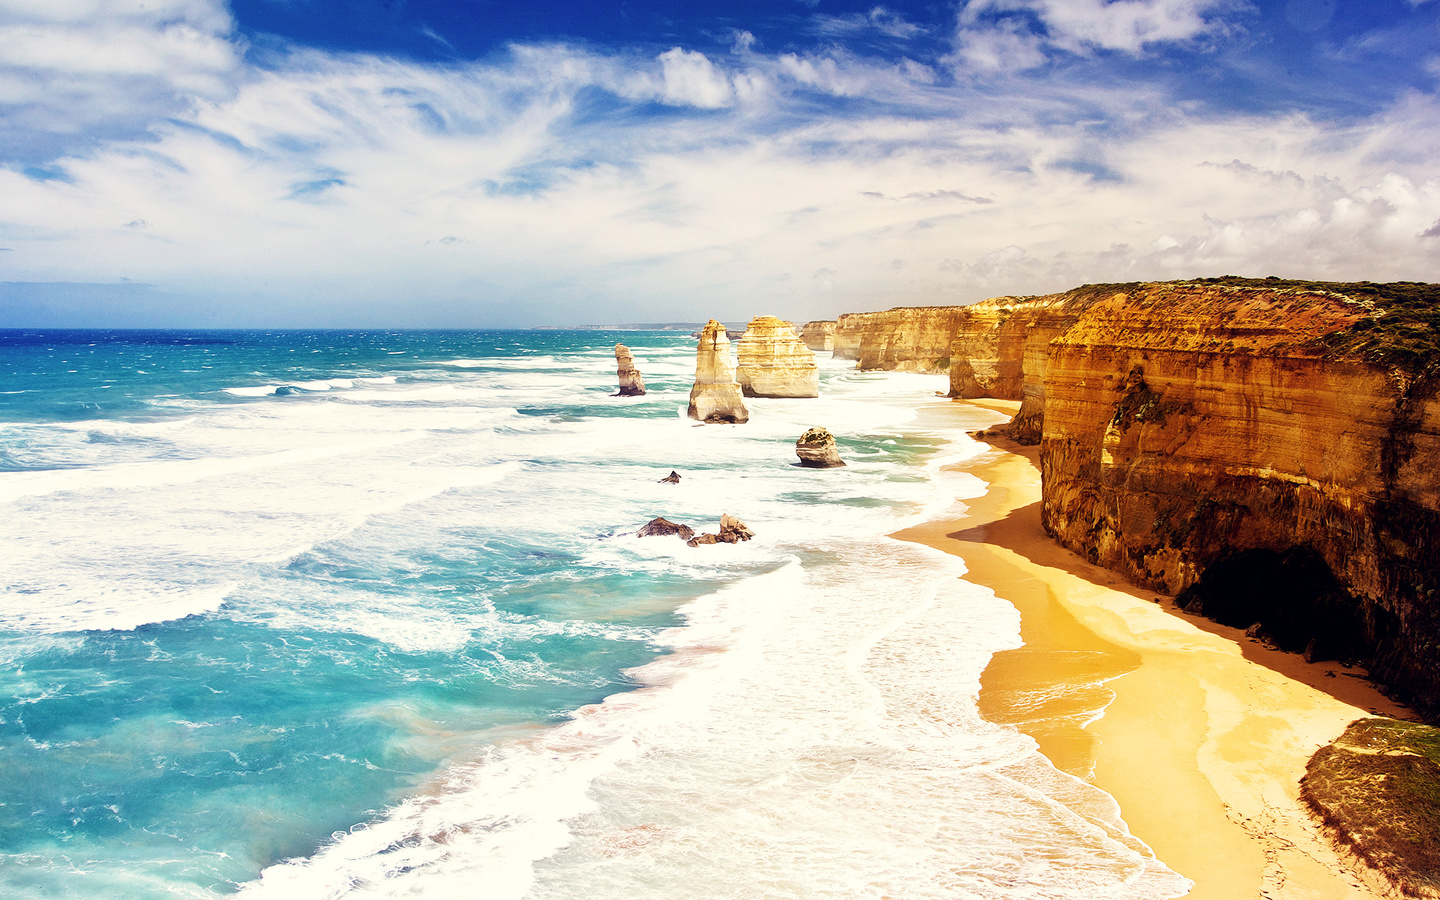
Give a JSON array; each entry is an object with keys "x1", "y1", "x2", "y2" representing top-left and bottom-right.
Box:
[{"x1": 0, "y1": 329, "x2": 1188, "y2": 899}]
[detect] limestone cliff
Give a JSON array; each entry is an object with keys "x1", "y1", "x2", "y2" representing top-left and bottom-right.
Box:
[
  {"x1": 800, "y1": 320, "x2": 837, "y2": 352},
  {"x1": 933, "y1": 277, "x2": 1440, "y2": 715},
  {"x1": 736, "y1": 316, "x2": 820, "y2": 398},
  {"x1": 832, "y1": 306, "x2": 968, "y2": 373},
  {"x1": 687, "y1": 320, "x2": 750, "y2": 424}
]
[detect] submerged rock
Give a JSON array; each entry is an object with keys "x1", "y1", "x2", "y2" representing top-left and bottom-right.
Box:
[
  {"x1": 795, "y1": 426, "x2": 846, "y2": 468},
  {"x1": 614, "y1": 344, "x2": 646, "y2": 396},
  {"x1": 658, "y1": 471, "x2": 681, "y2": 484},
  {"x1": 637, "y1": 517, "x2": 695, "y2": 540},
  {"x1": 736, "y1": 316, "x2": 819, "y2": 398},
  {"x1": 686, "y1": 513, "x2": 754, "y2": 547},
  {"x1": 687, "y1": 320, "x2": 749, "y2": 424}
]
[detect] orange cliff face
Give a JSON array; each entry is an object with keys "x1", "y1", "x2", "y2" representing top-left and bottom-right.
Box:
[
  {"x1": 838, "y1": 278, "x2": 1440, "y2": 718},
  {"x1": 832, "y1": 306, "x2": 969, "y2": 373}
]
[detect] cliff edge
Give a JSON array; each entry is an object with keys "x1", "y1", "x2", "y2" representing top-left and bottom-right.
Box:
[
  {"x1": 836, "y1": 277, "x2": 1440, "y2": 717},
  {"x1": 984, "y1": 278, "x2": 1439, "y2": 716}
]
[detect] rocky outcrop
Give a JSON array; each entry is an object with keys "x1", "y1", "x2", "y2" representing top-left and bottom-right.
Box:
[
  {"x1": 1301, "y1": 717, "x2": 1440, "y2": 897},
  {"x1": 687, "y1": 320, "x2": 750, "y2": 424},
  {"x1": 946, "y1": 297, "x2": 1030, "y2": 400},
  {"x1": 637, "y1": 517, "x2": 695, "y2": 540},
  {"x1": 658, "y1": 470, "x2": 681, "y2": 484},
  {"x1": 836, "y1": 277, "x2": 1440, "y2": 714},
  {"x1": 795, "y1": 427, "x2": 845, "y2": 468},
  {"x1": 943, "y1": 295, "x2": 1083, "y2": 443},
  {"x1": 736, "y1": 317, "x2": 819, "y2": 398},
  {"x1": 686, "y1": 514, "x2": 755, "y2": 546},
  {"x1": 832, "y1": 306, "x2": 969, "y2": 373},
  {"x1": 800, "y1": 321, "x2": 837, "y2": 352},
  {"x1": 974, "y1": 278, "x2": 1440, "y2": 714},
  {"x1": 614, "y1": 344, "x2": 646, "y2": 396}
]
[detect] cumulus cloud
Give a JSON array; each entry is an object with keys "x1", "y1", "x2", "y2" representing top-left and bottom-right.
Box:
[
  {"x1": 0, "y1": 0, "x2": 243, "y2": 160},
  {"x1": 657, "y1": 48, "x2": 733, "y2": 108}
]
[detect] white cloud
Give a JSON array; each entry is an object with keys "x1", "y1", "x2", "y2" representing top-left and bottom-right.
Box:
[
  {"x1": 814, "y1": 7, "x2": 927, "y2": 40},
  {"x1": 953, "y1": 0, "x2": 1238, "y2": 70},
  {"x1": 657, "y1": 48, "x2": 733, "y2": 108},
  {"x1": 0, "y1": 34, "x2": 1438, "y2": 326},
  {"x1": 0, "y1": 0, "x2": 242, "y2": 158},
  {"x1": 953, "y1": 22, "x2": 1048, "y2": 71}
]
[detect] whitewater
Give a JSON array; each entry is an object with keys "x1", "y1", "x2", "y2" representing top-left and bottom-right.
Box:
[{"x1": 0, "y1": 328, "x2": 1188, "y2": 898}]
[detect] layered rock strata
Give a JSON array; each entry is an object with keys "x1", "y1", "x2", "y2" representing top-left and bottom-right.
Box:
[
  {"x1": 614, "y1": 344, "x2": 646, "y2": 396},
  {"x1": 800, "y1": 320, "x2": 837, "y2": 352},
  {"x1": 832, "y1": 306, "x2": 969, "y2": 372},
  {"x1": 736, "y1": 316, "x2": 820, "y2": 398},
  {"x1": 687, "y1": 320, "x2": 750, "y2": 424},
  {"x1": 933, "y1": 278, "x2": 1440, "y2": 714},
  {"x1": 795, "y1": 427, "x2": 845, "y2": 468},
  {"x1": 833, "y1": 278, "x2": 1440, "y2": 713}
]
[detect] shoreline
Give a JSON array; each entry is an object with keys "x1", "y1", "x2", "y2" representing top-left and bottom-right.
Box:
[{"x1": 894, "y1": 398, "x2": 1412, "y2": 899}]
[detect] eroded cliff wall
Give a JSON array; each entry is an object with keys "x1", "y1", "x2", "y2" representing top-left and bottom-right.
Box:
[
  {"x1": 832, "y1": 306, "x2": 969, "y2": 373},
  {"x1": 975, "y1": 279, "x2": 1440, "y2": 714},
  {"x1": 849, "y1": 277, "x2": 1440, "y2": 714}
]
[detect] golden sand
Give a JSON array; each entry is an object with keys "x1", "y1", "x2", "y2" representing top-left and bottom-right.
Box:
[{"x1": 893, "y1": 399, "x2": 1412, "y2": 900}]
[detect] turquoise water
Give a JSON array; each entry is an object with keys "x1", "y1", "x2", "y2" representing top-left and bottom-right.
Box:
[{"x1": 0, "y1": 329, "x2": 1189, "y2": 899}]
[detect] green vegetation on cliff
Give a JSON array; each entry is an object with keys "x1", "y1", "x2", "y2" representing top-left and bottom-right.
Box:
[
  {"x1": 1302, "y1": 717, "x2": 1440, "y2": 897},
  {"x1": 1191, "y1": 275, "x2": 1440, "y2": 377}
]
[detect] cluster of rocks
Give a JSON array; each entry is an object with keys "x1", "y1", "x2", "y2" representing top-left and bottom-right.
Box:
[{"x1": 637, "y1": 512, "x2": 754, "y2": 548}]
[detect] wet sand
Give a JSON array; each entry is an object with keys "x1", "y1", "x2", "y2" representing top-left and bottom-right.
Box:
[{"x1": 894, "y1": 399, "x2": 1412, "y2": 899}]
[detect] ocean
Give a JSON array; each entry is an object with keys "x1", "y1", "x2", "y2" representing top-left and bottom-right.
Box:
[{"x1": 0, "y1": 329, "x2": 1189, "y2": 899}]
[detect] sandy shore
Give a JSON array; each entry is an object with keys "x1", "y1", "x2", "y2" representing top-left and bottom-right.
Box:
[{"x1": 894, "y1": 399, "x2": 1413, "y2": 900}]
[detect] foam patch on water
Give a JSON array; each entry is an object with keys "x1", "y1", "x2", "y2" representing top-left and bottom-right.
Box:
[{"x1": 240, "y1": 544, "x2": 1188, "y2": 900}]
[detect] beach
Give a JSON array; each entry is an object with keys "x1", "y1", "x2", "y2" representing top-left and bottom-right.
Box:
[{"x1": 895, "y1": 398, "x2": 1414, "y2": 900}]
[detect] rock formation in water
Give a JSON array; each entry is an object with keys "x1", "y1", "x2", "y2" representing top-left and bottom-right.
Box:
[
  {"x1": 836, "y1": 277, "x2": 1440, "y2": 717},
  {"x1": 800, "y1": 321, "x2": 837, "y2": 352},
  {"x1": 614, "y1": 344, "x2": 646, "y2": 396},
  {"x1": 658, "y1": 470, "x2": 681, "y2": 484},
  {"x1": 637, "y1": 517, "x2": 695, "y2": 540},
  {"x1": 686, "y1": 513, "x2": 755, "y2": 546},
  {"x1": 795, "y1": 427, "x2": 845, "y2": 468},
  {"x1": 687, "y1": 320, "x2": 750, "y2": 424},
  {"x1": 735, "y1": 316, "x2": 820, "y2": 398}
]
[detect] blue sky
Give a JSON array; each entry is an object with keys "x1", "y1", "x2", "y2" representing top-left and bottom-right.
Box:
[{"x1": 1, "y1": 0, "x2": 1438, "y2": 327}]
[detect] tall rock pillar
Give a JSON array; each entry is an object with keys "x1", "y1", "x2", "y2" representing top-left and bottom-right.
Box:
[
  {"x1": 614, "y1": 344, "x2": 646, "y2": 396},
  {"x1": 687, "y1": 320, "x2": 750, "y2": 424}
]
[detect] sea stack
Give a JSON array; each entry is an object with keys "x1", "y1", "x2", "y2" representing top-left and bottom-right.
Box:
[
  {"x1": 795, "y1": 427, "x2": 846, "y2": 468},
  {"x1": 800, "y1": 320, "x2": 837, "y2": 352},
  {"x1": 736, "y1": 316, "x2": 820, "y2": 399},
  {"x1": 687, "y1": 320, "x2": 749, "y2": 424},
  {"x1": 614, "y1": 344, "x2": 646, "y2": 396}
]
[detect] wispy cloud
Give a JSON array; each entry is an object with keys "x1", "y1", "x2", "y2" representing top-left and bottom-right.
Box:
[
  {"x1": 0, "y1": 0, "x2": 244, "y2": 161},
  {"x1": 0, "y1": 1, "x2": 1437, "y2": 326}
]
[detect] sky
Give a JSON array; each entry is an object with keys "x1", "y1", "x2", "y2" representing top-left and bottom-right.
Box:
[{"x1": 1, "y1": 0, "x2": 1438, "y2": 328}]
